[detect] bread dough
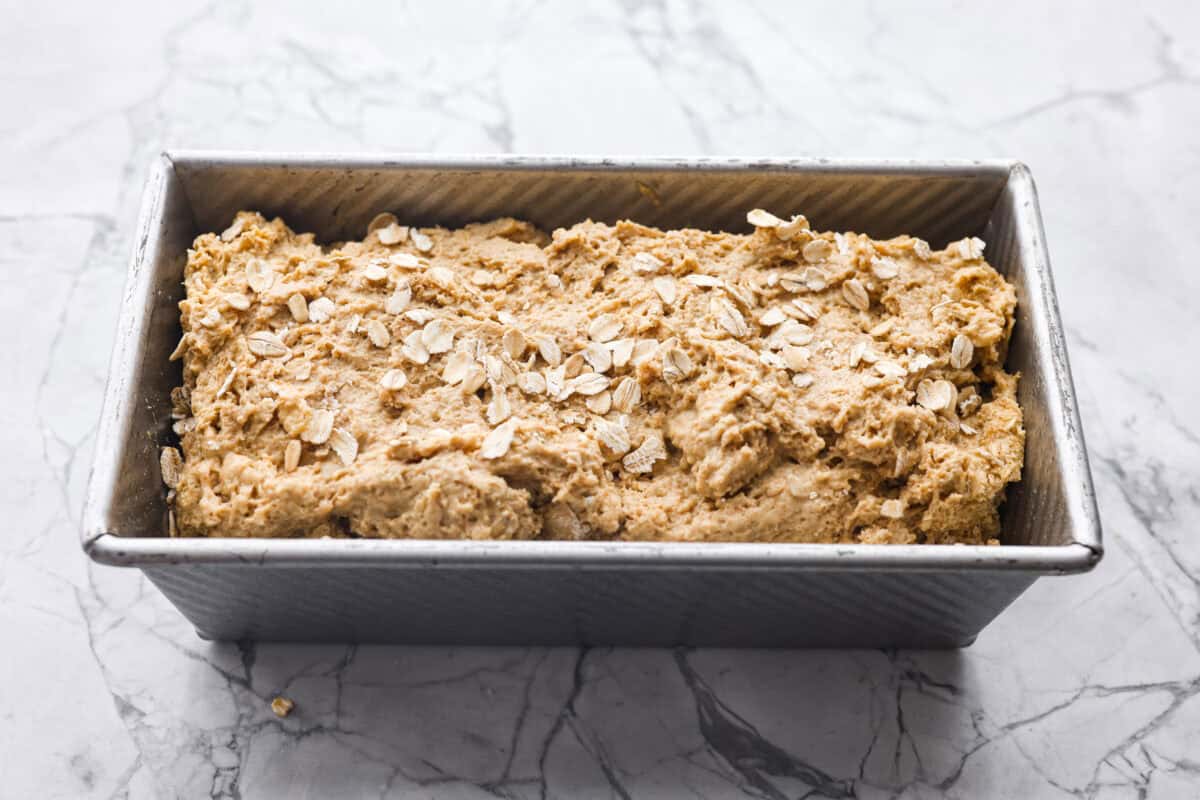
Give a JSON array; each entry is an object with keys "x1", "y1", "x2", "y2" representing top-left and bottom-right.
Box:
[{"x1": 169, "y1": 210, "x2": 1023, "y2": 544}]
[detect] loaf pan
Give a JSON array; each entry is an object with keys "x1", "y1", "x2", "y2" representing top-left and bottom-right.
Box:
[{"x1": 80, "y1": 152, "x2": 1102, "y2": 647}]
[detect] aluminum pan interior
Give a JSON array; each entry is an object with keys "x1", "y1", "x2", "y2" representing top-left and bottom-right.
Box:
[{"x1": 82, "y1": 153, "x2": 1102, "y2": 577}]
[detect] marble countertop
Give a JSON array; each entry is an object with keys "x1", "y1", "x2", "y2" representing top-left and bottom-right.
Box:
[{"x1": 4, "y1": 1, "x2": 1198, "y2": 797}]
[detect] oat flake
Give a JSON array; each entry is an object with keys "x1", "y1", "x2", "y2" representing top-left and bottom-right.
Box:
[
  {"x1": 363, "y1": 262, "x2": 389, "y2": 283},
  {"x1": 364, "y1": 319, "x2": 390, "y2": 348},
  {"x1": 216, "y1": 366, "x2": 238, "y2": 399},
  {"x1": 533, "y1": 335, "x2": 562, "y2": 366},
  {"x1": 585, "y1": 391, "x2": 612, "y2": 415},
  {"x1": 746, "y1": 208, "x2": 783, "y2": 228},
  {"x1": 916, "y1": 379, "x2": 956, "y2": 412},
  {"x1": 544, "y1": 365, "x2": 567, "y2": 399},
  {"x1": 411, "y1": 229, "x2": 434, "y2": 253},
  {"x1": 502, "y1": 328, "x2": 527, "y2": 360},
  {"x1": 594, "y1": 417, "x2": 631, "y2": 455},
  {"x1": 608, "y1": 338, "x2": 635, "y2": 368},
  {"x1": 405, "y1": 308, "x2": 437, "y2": 324},
  {"x1": 460, "y1": 364, "x2": 487, "y2": 394},
  {"x1": 759, "y1": 307, "x2": 787, "y2": 327},
  {"x1": 518, "y1": 371, "x2": 547, "y2": 395},
  {"x1": 776, "y1": 215, "x2": 810, "y2": 241},
  {"x1": 421, "y1": 319, "x2": 454, "y2": 354},
  {"x1": 802, "y1": 239, "x2": 833, "y2": 264},
  {"x1": 386, "y1": 283, "x2": 412, "y2": 314},
  {"x1": 569, "y1": 372, "x2": 610, "y2": 396},
  {"x1": 283, "y1": 440, "x2": 302, "y2": 472},
  {"x1": 380, "y1": 368, "x2": 408, "y2": 390},
  {"x1": 759, "y1": 351, "x2": 787, "y2": 369},
  {"x1": 790, "y1": 299, "x2": 820, "y2": 322},
  {"x1": 329, "y1": 427, "x2": 358, "y2": 465},
  {"x1": 563, "y1": 353, "x2": 586, "y2": 379},
  {"x1": 772, "y1": 320, "x2": 814, "y2": 348},
  {"x1": 391, "y1": 252, "x2": 421, "y2": 269},
  {"x1": 377, "y1": 222, "x2": 408, "y2": 246},
  {"x1": 632, "y1": 252, "x2": 663, "y2": 273},
  {"x1": 308, "y1": 297, "x2": 335, "y2": 323},
  {"x1": 612, "y1": 377, "x2": 641, "y2": 413},
  {"x1": 287, "y1": 293, "x2": 309, "y2": 323},
  {"x1": 683, "y1": 274, "x2": 723, "y2": 289},
  {"x1": 652, "y1": 276, "x2": 678, "y2": 305},
  {"x1": 302, "y1": 409, "x2": 335, "y2": 445},
  {"x1": 950, "y1": 334, "x2": 974, "y2": 369},
  {"x1": 160, "y1": 446, "x2": 182, "y2": 489},
  {"x1": 661, "y1": 347, "x2": 693, "y2": 383},
  {"x1": 582, "y1": 342, "x2": 612, "y2": 373},
  {"x1": 441, "y1": 351, "x2": 474, "y2": 385},
  {"x1": 781, "y1": 346, "x2": 808, "y2": 371},
  {"x1": 487, "y1": 388, "x2": 512, "y2": 425},
  {"x1": 245, "y1": 259, "x2": 275, "y2": 293},
  {"x1": 622, "y1": 433, "x2": 667, "y2": 474},
  {"x1": 842, "y1": 279, "x2": 870, "y2": 311},
  {"x1": 871, "y1": 257, "x2": 900, "y2": 280},
  {"x1": 779, "y1": 273, "x2": 807, "y2": 292},
  {"x1": 588, "y1": 313, "x2": 622, "y2": 343},
  {"x1": 802, "y1": 268, "x2": 828, "y2": 292},
  {"x1": 367, "y1": 212, "x2": 399, "y2": 235},
  {"x1": 429, "y1": 266, "x2": 455, "y2": 287},
  {"x1": 960, "y1": 237, "x2": 986, "y2": 260},
  {"x1": 246, "y1": 331, "x2": 289, "y2": 358},
  {"x1": 712, "y1": 296, "x2": 748, "y2": 338},
  {"x1": 631, "y1": 339, "x2": 658, "y2": 366},
  {"x1": 480, "y1": 419, "x2": 517, "y2": 459},
  {"x1": 402, "y1": 330, "x2": 431, "y2": 364}
]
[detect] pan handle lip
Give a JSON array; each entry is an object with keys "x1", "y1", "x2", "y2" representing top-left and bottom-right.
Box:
[
  {"x1": 84, "y1": 532, "x2": 1101, "y2": 575},
  {"x1": 163, "y1": 148, "x2": 1021, "y2": 177}
]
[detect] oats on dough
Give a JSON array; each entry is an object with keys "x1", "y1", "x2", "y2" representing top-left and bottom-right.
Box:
[{"x1": 169, "y1": 210, "x2": 1022, "y2": 545}]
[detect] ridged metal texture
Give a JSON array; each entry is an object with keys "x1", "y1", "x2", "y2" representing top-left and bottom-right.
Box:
[
  {"x1": 144, "y1": 564, "x2": 1036, "y2": 648},
  {"x1": 173, "y1": 155, "x2": 1007, "y2": 247},
  {"x1": 81, "y1": 153, "x2": 1102, "y2": 648}
]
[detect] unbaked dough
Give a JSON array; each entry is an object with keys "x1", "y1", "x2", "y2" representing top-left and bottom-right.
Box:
[{"x1": 166, "y1": 210, "x2": 1024, "y2": 544}]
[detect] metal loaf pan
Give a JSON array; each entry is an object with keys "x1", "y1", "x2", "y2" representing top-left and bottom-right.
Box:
[{"x1": 81, "y1": 152, "x2": 1102, "y2": 648}]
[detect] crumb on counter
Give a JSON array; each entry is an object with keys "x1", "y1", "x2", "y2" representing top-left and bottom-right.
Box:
[{"x1": 270, "y1": 696, "x2": 295, "y2": 718}]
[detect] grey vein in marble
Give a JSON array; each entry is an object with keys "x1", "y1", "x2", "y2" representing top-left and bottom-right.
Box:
[{"x1": 3, "y1": 0, "x2": 1200, "y2": 797}]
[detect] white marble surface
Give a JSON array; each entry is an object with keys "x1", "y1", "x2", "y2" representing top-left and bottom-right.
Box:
[{"x1": 3, "y1": 1, "x2": 1199, "y2": 797}]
